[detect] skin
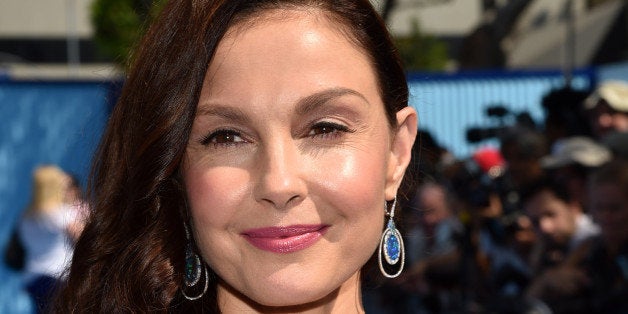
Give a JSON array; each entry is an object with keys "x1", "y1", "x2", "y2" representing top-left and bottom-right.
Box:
[
  {"x1": 590, "y1": 183, "x2": 628, "y2": 253},
  {"x1": 588, "y1": 101, "x2": 628, "y2": 139},
  {"x1": 523, "y1": 189, "x2": 578, "y2": 247},
  {"x1": 181, "y1": 9, "x2": 416, "y2": 313},
  {"x1": 416, "y1": 183, "x2": 451, "y2": 236}
]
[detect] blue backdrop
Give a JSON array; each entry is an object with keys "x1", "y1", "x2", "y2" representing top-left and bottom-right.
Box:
[{"x1": 0, "y1": 79, "x2": 116, "y2": 313}]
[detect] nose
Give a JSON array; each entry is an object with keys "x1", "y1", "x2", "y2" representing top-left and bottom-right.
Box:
[{"x1": 253, "y1": 138, "x2": 307, "y2": 210}]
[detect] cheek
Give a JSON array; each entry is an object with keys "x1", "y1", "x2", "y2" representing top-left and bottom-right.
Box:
[
  {"x1": 183, "y1": 164, "x2": 250, "y2": 230},
  {"x1": 309, "y1": 141, "x2": 390, "y2": 214},
  {"x1": 315, "y1": 154, "x2": 385, "y2": 269},
  {"x1": 308, "y1": 143, "x2": 389, "y2": 256}
]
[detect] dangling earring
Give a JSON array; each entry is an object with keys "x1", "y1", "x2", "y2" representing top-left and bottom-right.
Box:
[
  {"x1": 378, "y1": 198, "x2": 405, "y2": 278},
  {"x1": 182, "y1": 224, "x2": 209, "y2": 301}
]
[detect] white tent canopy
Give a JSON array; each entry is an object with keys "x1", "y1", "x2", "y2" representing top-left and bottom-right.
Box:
[{"x1": 506, "y1": 0, "x2": 625, "y2": 69}]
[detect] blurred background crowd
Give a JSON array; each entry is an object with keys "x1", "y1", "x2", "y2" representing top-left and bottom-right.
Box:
[
  {"x1": 363, "y1": 79, "x2": 628, "y2": 313},
  {"x1": 1, "y1": 0, "x2": 628, "y2": 313}
]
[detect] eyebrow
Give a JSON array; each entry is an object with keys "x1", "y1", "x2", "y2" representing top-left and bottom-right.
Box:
[
  {"x1": 296, "y1": 88, "x2": 371, "y2": 116},
  {"x1": 196, "y1": 104, "x2": 250, "y2": 124},
  {"x1": 196, "y1": 87, "x2": 370, "y2": 120}
]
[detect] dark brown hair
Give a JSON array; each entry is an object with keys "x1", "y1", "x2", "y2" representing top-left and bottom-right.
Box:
[{"x1": 52, "y1": 0, "x2": 408, "y2": 312}]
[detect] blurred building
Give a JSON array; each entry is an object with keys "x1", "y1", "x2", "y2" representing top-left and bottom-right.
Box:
[
  {"x1": 372, "y1": 0, "x2": 482, "y2": 37},
  {"x1": 0, "y1": 0, "x2": 95, "y2": 62},
  {"x1": 0, "y1": 0, "x2": 626, "y2": 77},
  {"x1": 375, "y1": 0, "x2": 627, "y2": 70},
  {"x1": 0, "y1": 0, "x2": 117, "y2": 79},
  {"x1": 504, "y1": 0, "x2": 628, "y2": 69}
]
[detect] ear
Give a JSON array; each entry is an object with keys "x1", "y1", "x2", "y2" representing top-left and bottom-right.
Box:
[{"x1": 385, "y1": 106, "x2": 418, "y2": 200}]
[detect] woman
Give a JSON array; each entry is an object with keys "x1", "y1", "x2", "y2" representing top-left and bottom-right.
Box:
[
  {"x1": 53, "y1": 0, "x2": 417, "y2": 312},
  {"x1": 18, "y1": 165, "x2": 80, "y2": 312}
]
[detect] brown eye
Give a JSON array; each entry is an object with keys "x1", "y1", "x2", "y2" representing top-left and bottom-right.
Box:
[
  {"x1": 201, "y1": 129, "x2": 245, "y2": 147},
  {"x1": 308, "y1": 121, "x2": 351, "y2": 137}
]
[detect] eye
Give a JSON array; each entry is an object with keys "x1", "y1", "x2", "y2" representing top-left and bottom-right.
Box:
[
  {"x1": 307, "y1": 121, "x2": 353, "y2": 139},
  {"x1": 200, "y1": 129, "x2": 246, "y2": 147}
]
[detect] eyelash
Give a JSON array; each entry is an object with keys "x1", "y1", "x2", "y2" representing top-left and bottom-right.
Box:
[
  {"x1": 199, "y1": 122, "x2": 354, "y2": 148},
  {"x1": 308, "y1": 121, "x2": 355, "y2": 139},
  {"x1": 200, "y1": 129, "x2": 245, "y2": 148}
]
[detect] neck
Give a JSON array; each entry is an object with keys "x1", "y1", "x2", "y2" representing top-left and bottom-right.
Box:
[{"x1": 217, "y1": 272, "x2": 364, "y2": 314}]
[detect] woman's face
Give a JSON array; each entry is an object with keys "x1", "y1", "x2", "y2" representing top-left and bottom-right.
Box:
[{"x1": 182, "y1": 9, "x2": 415, "y2": 309}]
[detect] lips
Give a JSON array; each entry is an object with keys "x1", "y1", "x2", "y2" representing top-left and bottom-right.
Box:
[{"x1": 241, "y1": 224, "x2": 329, "y2": 253}]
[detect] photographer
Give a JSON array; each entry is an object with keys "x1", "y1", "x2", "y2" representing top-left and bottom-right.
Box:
[{"x1": 401, "y1": 148, "x2": 538, "y2": 313}]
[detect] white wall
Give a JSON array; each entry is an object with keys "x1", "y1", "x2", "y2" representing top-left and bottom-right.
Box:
[{"x1": 0, "y1": 0, "x2": 94, "y2": 38}]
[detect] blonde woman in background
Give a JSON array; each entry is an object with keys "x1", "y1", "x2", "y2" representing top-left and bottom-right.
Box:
[{"x1": 18, "y1": 165, "x2": 83, "y2": 313}]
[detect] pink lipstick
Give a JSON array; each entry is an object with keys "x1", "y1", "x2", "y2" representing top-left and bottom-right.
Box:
[{"x1": 241, "y1": 224, "x2": 329, "y2": 253}]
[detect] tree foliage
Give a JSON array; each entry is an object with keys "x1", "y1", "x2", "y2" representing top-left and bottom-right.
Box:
[
  {"x1": 91, "y1": 0, "x2": 167, "y2": 67},
  {"x1": 394, "y1": 20, "x2": 449, "y2": 72}
]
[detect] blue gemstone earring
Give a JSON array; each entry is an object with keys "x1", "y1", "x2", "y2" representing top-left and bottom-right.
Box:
[
  {"x1": 182, "y1": 224, "x2": 208, "y2": 300},
  {"x1": 378, "y1": 198, "x2": 405, "y2": 278}
]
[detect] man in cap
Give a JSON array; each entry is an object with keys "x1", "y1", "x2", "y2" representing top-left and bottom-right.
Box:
[
  {"x1": 521, "y1": 137, "x2": 607, "y2": 270},
  {"x1": 584, "y1": 80, "x2": 628, "y2": 139},
  {"x1": 541, "y1": 136, "x2": 612, "y2": 211}
]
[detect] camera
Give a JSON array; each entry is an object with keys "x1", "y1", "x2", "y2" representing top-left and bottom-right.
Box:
[{"x1": 465, "y1": 104, "x2": 536, "y2": 143}]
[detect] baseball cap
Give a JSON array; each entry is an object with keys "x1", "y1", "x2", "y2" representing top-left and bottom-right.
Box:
[
  {"x1": 541, "y1": 136, "x2": 611, "y2": 168},
  {"x1": 584, "y1": 80, "x2": 628, "y2": 112}
]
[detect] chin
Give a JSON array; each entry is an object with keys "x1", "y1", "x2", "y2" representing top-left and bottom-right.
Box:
[
  {"x1": 220, "y1": 268, "x2": 350, "y2": 311},
  {"x1": 231, "y1": 282, "x2": 338, "y2": 311},
  {"x1": 254, "y1": 278, "x2": 337, "y2": 306}
]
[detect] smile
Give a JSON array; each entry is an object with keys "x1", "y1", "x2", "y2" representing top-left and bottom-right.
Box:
[{"x1": 241, "y1": 224, "x2": 329, "y2": 253}]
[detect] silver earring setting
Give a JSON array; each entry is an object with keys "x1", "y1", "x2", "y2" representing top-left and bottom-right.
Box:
[
  {"x1": 378, "y1": 198, "x2": 405, "y2": 278},
  {"x1": 182, "y1": 224, "x2": 209, "y2": 301}
]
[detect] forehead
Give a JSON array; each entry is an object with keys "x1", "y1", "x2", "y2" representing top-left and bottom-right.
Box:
[
  {"x1": 223, "y1": 7, "x2": 366, "y2": 57},
  {"x1": 193, "y1": 5, "x2": 387, "y2": 127},
  {"x1": 210, "y1": 8, "x2": 368, "y2": 71},
  {"x1": 201, "y1": 7, "x2": 379, "y2": 98}
]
